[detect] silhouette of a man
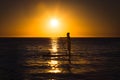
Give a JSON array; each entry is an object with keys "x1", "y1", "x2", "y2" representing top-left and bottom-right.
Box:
[
  {"x1": 67, "y1": 32, "x2": 71, "y2": 63},
  {"x1": 67, "y1": 32, "x2": 71, "y2": 54}
]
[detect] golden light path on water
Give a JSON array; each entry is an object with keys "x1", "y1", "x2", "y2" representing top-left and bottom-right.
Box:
[
  {"x1": 48, "y1": 38, "x2": 61, "y2": 73},
  {"x1": 50, "y1": 38, "x2": 58, "y2": 53}
]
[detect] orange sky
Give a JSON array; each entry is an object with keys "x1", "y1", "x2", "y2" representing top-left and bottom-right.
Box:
[{"x1": 0, "y1": 0, "x2": 119, "y2": 37}]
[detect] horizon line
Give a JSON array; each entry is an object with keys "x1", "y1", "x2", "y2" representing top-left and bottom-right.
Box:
[{"x1": 0, "y1": 36, "x2": 120, "y2": 38}]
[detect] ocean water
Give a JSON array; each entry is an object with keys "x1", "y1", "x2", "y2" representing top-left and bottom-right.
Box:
[{"x1": 0, "y1": 37, "x2": 120, "y2": 80}]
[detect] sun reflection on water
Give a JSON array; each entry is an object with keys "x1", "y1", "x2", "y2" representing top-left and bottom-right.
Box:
[
  {"x1": 52, "y1": 46, "x2": 58, "y2": 52},
  {"x1": 48, "y1": 60, "x2": 58, "y2": 66},
  {"x1": 50, "y1": 38, "x2": 58, "y2": 53},
  {"x1": 48, "y1": 60, "x2": 61, "y2": 73},
  {"x1": 48, "y1": 68, "x2": 61, "y2": 73},
  {"x1": 47, "y1": 38, "x2": 61, "y2": 73}
]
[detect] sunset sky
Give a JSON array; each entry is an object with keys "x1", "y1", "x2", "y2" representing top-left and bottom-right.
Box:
[{"x1": 0, "y1": 0, "x2": 120, "y2": 37}]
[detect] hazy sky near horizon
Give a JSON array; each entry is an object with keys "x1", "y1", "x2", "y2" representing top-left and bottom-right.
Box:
[{"x1": 0, "y1": 0, "x2": 120, "y2": 37}]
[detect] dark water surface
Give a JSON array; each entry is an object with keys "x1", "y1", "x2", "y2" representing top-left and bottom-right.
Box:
[{"x1": 0, "y1": 37, "x2": 120, "y2": 80}]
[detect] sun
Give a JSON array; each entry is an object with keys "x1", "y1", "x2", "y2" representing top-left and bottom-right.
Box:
[{"x1": 50, "y1": 18, "x2": 59, "y2": 28}]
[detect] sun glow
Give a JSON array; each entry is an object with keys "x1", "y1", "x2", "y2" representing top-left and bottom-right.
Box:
[{"x1": 50, "y1": 18, "x2": 59, "y2": 28}]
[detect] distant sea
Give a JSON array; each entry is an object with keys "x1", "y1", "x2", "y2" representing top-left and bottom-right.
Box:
[{"x1": 0, "y1": 37, "x2": 120, "y2": 80}]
